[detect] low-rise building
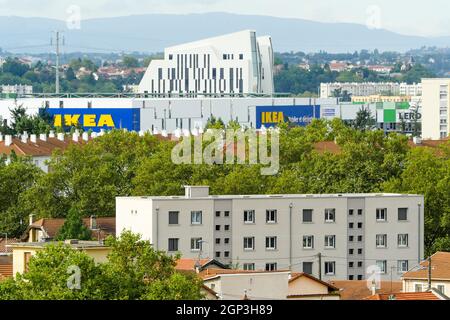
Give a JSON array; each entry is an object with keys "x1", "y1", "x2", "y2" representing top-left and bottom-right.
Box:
[
  {"x1": 329, "y1": 280, "x2": 402, "y2": 300},
  {"x1": 364, "y1": 290, "x2": 447, "y2": 300},
  {"x1": 402, "y1": 251, "x2": 450, "y2": 297},
  {"x1": 9, "y1": 240, "x2": 111, "y2": 276},
  {"x1": 116, "y1": 186, "x2": 424, "y2": 281}
]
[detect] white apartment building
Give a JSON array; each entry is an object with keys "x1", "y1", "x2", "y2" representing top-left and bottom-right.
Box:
[
  {"x1": 421, "y1": 78, "x2": 450, "y2": 140},
  {"x1": 400, "y1": 83, "x2": 422, "y2": 96},
  {"x1": 1, "y1": 85, "x2": 33, "y2": 95},
  {"x1": 138, "y1": 30, "x2": 274, "y2": 96},
  {"x1": 320, "y1": 82, "x2": 401, "y2": 98},
  {"x1": 116, "y1": 186, "x2": 424, "y2": 281}
]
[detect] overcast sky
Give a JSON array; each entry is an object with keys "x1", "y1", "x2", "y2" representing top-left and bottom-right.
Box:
[{"x1": 0, "y1": 0, "x2": 449, "y2": 37}]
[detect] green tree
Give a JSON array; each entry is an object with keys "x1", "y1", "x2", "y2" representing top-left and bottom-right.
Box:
[
  {"x1": 55, "y1": 207, "x2": 92, "y2": 241},
  {"x1": 352, "y1": 107, "x2": 376, "y2": 131}
]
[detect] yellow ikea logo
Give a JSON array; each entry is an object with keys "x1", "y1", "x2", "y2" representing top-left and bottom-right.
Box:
[
  {"x1": 261, "y1": 112, "x2": 284, "y2": 124},
  {"x1": 53, "y1": 114, "x2": 115, "y2": 127}
]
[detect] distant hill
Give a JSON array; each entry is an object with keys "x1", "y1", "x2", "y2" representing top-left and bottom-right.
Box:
[{"x1": 0, "y1": 12, "x2": 449, "y2": 53}]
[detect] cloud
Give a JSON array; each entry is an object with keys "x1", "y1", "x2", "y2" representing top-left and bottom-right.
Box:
[{"x1": 0, "y1": 0, "x2": 448, "y2": 37}]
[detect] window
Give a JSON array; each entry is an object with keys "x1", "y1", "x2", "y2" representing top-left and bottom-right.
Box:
[
  {"x1": 415, "y1": 284, "x2": 423, "y2": 292},
  {"x1": 358, "y1": 209, "x2": 363, "y2": 216},
  {"x1": 376, "y1": 260, "x2": 387, "y2": 274},
  {"x1": 398, "y1": 260, "x2": 409, "y2": 273},
  {"x1": 168, "y1": 211, "x2": 179, "y2": 225},
  {"x1": 376, "y1": 208, "x2": 387, "y2": 221},
  {"x1": 398, "y1": 234, "x2": 409, "y2": 247},
  {"x1": 59, "y1": 101, "x2": 64, "y2": 108},
  {"x1": 358, "y1": 235, "x2": 363, "y2": 242},
  {"x1": 215, "y1": 238, "x2": 221, "y2": 245},
  {"x1": 215, "y1": 211, "x2": 221, "y2": 217},
  {"x1": 24, "y1": 252, "x2": 32, "y2": 273},
  {"x1": 243, "y1": 263, "x2": 255, "y2": 271},
  {"x1": 191, "y1": 238, "x2": 203, "y2": 251},
  {"x1": 349, "y1": 223, "x2": 354, "y2": 229},
  {"x1": 349, "y1": 236, "x2": 354, "y2": 242},
  {"x1": 325, "y1": 235, "x2": 336, "y2": 249},
  {"x1": 303, "y1": 209, "x2": 313, "y2": 222},
  {"x1": 303, "y1": 262, "x2": 313, "y2": 275},
  {"x1": 191, "y1": 211, "x2": 202, "y2": 225},
  {"x1": 437, "y1": 285, "x2": 445, "y2": 294},
  {"x1": 224, "y1": 211, "x2": 230, "y2": 217},
  {"x1": 398, "y1": 208, "x2": 408, "y2": 221},
  {"x1": 266, "y1": 210, "x2": 277, "y2": 223},
  {"x1": 376, "y1": 234, "x2": 387, "y2": 248},
  {"x1": 349, "y1": 275, "x2": 354, "y2": 280},
  {"x1": 224, "y1": 225, "x2": 230, "y2": 231},
  {"x1": 224, "y1": 238, "x2": 230, "y2": 244},
  {"x1": 358, "y1": 262, "x2": 363, "y2": 268},
  {"x1": 215, "y1": 252, "x2": 221, "y2": 258},
  {"x1": 303, "y1": 236, "x2": 314, "y2": 249},
  {"x1": 244, "y1": 210, "x2": 255, "y2": 224},
  {"x1": 244, "y1": 237, "x2": 255, "y2": 250},
  {"x1": 224, "y1": 251, "x2": 230, "y2": 258},
  {"x1": 349, "y1": 262, "x2": 354, "y2": 268},
  {"x1": 358, "y1": 223, "x2": 363, "y2": 229},
  {"x1": 239, "y1": 54, "x2": 244, "y2": 60},
  {"x1": 349, "y1": 209, "x2": 354, "y2": 216},
  {"x1": 325, "y1": 262, "x2": 336, "y2": 275},
  {"x1": 325, "y1": 209, "x2": 336, "y2": 223},
  {"x1": 216, "y1": 225, "x2": 221, "y2": 231},
  {"x1": 358, "y1": 275, "x2": 363, "y2": 280},
  {"x1": 358, "y1": 249, "x2": 363, "y2": 255},
  {"x1": 266, "y1": 263, "x2": 277, "y2": 271},
  {"x1": 265, "y1": 237, "x2": 277, "y2": 250},
  {"x1": 169, "y1": 54, "x2": 173, "y2": 60},
  {"x1": 168, "y1": 238, "x2": 179, "y2": 252},
  {"x1": 349, "y1": 249, "x2": 354, "y2": 255}
]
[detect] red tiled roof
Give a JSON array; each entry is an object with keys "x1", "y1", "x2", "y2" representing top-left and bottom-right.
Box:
[
  {"x1": 329, "y1": 280, "x2": 403, "y2": 300},
  {"x1": 0, "y1": 137, "x2": 92, "y2": 157},
  {"x1": 313, "y1": 141, "x2": 342, "y2": 155},
  {"x1": 176, "y1": 259, "x2": 212, "y2": 271},
  {"x1": 23, "y1": 217, "x2": 115, "y2": 241},
  {"x1": 402, "y1": 252, "x2": 450, "y2": 280},
  {"x1": 290, "y1": 272, "x2": 339, "y2": 292},
  {"x1": 364, "y1": 292, "x2": 441, "y2": 300}
]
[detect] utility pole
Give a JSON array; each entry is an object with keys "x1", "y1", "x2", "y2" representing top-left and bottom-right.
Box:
[
  {"x1": 318, "y1": 252, "x2": 322, "y2": 281},
  {"x1": 52, "y1": 31, "x2": 63, "y2": 94},
  {"x1": 427, "y1": 256, "x2": 432, "y2": 291}
]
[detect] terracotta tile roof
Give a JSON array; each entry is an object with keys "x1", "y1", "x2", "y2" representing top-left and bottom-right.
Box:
[
  {"x1": 22, "y1": 217, "x2": 115, "y2": 241},
  {"x1": 176, "y1": 259, "x2": 212, "y2": 271},
  {"x1": 0, "y1": 136, "x2": 91, "y2": 157},
  {"x1": 0, "y1": 263, "x2": 13, "y2": 279},
  {"x1": 364, "y1": 291, "x2": 442, "y2": 300},
  {"x1": 402, "y1": 251, "x2": 450, "y2": 280},
  {"x1": 329, "y1": 280, "x2": 403, "y2": 300},
  {"x1": 313, "y1": 141, "x2": 342, "y2": 155},
  {"x1": 200, "y1": 268, "x2": 290, "y2": 280},
  {"x1": 290, "y1": 273, "x2": 339, "y2": 292}
]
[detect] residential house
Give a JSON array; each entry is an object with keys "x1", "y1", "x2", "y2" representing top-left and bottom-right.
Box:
[
  {"x1": 287, "y1": 273, "x2": 340, "y2": 300},
  {"x1": 402, "y1": 251, "x2": 450, "y2": 297}
]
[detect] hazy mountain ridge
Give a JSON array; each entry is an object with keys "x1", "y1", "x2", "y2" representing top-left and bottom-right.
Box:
[{"x1": 0, "y1": 13, "x2": 449, "y2": 53}]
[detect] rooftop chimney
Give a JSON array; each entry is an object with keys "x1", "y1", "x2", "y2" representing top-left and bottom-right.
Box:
[
  {"x1": 49, "y1": 130, "x2": 55, "y2": 138},
  {"x1": 82, "y1": 132, "x2": 89, "y2": 142},
  {"x1": 39, "y1": 133, "x2": 47, "y2": 142},
  {"x1": 57, "y1": 133, "x2": 64, "y2": 141},
  {"x1": 30, "y1": 134, "x2": 37, "y2": 144},
  {"x1": 5, "y1": 135, "x2": 12, "y2": 147},
  {"x1": 0, "y1": 135, "x2": 3, "y2": 142},
  {"x1": 29, "y1": 214, "x2": 35, "y2": 226},
  {"x1": 21, "y1": 132, "x2": 28, "y2": 143}
]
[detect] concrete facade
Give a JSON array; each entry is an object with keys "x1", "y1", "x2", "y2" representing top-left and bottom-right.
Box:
[
  {"x1": 421, "y1": 78, "x2": 450, "y2": 140},
  {"x1": 116, "y1": 186, "x2": 424, "y2": 281}
]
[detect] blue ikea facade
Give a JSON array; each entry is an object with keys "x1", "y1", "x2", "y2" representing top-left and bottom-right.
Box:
[
  {"x1": 256, "y1": 105, "x2": 321, "y2": 128},
  {"x1": 43, "y1": 108, "x2": 140, "y2": 132}
]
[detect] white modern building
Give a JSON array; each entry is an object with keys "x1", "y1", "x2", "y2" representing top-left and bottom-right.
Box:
[
  {"x1": 1, "y1": 85, "x2": 33, "y2": 95},
  {"x1": 138, "y1": 30, "x2": 274, "y2": 95},
  {"x1": 116, "y1": 186, "x2": 424, "y2": 281},
  {"x1": 400, "y1": 83, "x2": 422, "y2": 96},
  {"x1": 320, "y1": 82, "x2": 402, "y2": 98},
  {"x1": 421, "y1": 78, "x2": 450, "y2": 140}
]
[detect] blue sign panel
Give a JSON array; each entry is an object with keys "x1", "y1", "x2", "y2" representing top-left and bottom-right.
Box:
[
  {"x1": 43, "y1": 108, "x2": 140, "y2": 132},
  {"x1": 256, "y1": 105, "x2": 321, "y2": 128}
]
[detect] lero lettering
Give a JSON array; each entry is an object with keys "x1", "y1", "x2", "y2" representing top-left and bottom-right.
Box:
[{"x1": 53, "y1": 114, "x2": 116, "y2": 128}]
